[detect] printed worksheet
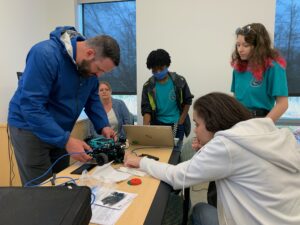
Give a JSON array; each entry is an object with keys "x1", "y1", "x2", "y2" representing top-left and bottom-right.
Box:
[{"x1": 90, "y1": 187, "x2": 137, "y2": 225}]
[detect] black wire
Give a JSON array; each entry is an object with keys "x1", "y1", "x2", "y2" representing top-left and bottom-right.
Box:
[
  {"x1": 30, "y1": 176, "x2": 78, "y2": 187},
  {"x1": 7, "y1": 126, "x2": 15, "y2": 186},
  {"x1": 7, "y1": 126, "x2": 11, "y2": 186},
  {"x1": 10, "y1": 146, "x2": 15, "y2": 184},
  {"x1": 91, "y1": 192, "x2": 96, "y2": 205},
  {"x1": 130, "y1": 146, "x2": 162, "y2": 155}
]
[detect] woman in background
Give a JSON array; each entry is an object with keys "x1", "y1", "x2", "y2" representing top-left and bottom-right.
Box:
[
  {"x1": 90, "y1": 81, "x2": 133, "y2": 138},
  {"x1": 231, "y1": 22, "x2": 288, "y2": 121}
]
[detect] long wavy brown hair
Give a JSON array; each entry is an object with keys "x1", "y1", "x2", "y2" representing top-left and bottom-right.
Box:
[{"x1": 231, "y1": 23, "x2": 285, "y2": 80}]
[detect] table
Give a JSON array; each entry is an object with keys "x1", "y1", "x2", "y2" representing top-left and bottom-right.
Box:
[{"x1": 53, "y1": 146, "x2": 182, "y2": 225}]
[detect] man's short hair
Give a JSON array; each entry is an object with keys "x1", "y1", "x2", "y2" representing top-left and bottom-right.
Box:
[{"x1": 86, "y1": 35, "x2": 120, "y2": 66}]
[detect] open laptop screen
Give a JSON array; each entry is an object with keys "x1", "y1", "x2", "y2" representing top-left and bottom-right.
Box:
[{"x1": 123, "y1": 125, "x2": 174, "y2": 147}]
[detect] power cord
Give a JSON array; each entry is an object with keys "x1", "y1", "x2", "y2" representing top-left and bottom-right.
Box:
[
  {"x1": 131, "y1": 146, "x2": 163, "y2": 155},
  {"x1": 24, "y1": 151, "x2": 92, "y2": 187},
  {"x1": 29, "y1": 176, "x2": 78, "y2": 187},
  {"x1": 91, "y1": 191, "x2": 96, "y2": 205},
  {"x1": 6, "y1": 126, "x2": 15, "y2": 186},
  {"x1": 11, "y1": 147, "x2": 97, "y2": 205}
]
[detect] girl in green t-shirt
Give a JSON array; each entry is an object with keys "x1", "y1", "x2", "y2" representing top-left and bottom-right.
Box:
[
  {"x1": 205, "y1": 22, "x2": 291, "y2": 210},
  {"x1": 231, "y1": 22, "x2": 288, "y2": 122}
]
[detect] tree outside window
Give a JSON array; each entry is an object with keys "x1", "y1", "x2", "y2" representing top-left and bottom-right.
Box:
[
  {"x1": 275, "y1": 0, "x2": 300, "y2": 120},
  {"x1": 78, "y1": 0, "x2": 137, "y2": 117}
]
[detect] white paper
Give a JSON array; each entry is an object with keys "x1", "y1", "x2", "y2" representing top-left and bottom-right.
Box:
[
  {"x1": 90, "y1": 187, "x2": 137, "y2": 225},
  {"x1": 91, "y1": 203, "x2": 131, "y2": 225},
  {"x1": 91, "y1": 162, "x2": 131, "y2": 182}
]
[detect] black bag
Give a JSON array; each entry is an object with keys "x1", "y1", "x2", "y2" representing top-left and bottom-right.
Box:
[{"x1": 0, "y1": 185, "x2": 92, "y2": 225}]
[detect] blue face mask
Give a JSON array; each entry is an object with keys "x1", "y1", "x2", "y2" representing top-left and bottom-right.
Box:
[{"x1": 153, "y1": 68, "x2": 168, "y2": 80}]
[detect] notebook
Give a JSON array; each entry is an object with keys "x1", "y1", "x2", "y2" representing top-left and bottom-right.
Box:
[{"x1": 123, "y1": 125, "x2": 174, "y2": 147}]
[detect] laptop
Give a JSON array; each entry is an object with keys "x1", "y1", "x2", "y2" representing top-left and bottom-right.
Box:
[{"x1": 123, "y1": 125, "x2": 174, "y2": 147}]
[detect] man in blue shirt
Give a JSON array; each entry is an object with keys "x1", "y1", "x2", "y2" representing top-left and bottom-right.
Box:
[{"x1": 8, "y1": 26, "x2": 120, "y2": 185}]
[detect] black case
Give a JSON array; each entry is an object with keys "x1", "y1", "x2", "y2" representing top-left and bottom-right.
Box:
[{"x1": 0, "y1": 185, "x2": 92, "y2": 225}]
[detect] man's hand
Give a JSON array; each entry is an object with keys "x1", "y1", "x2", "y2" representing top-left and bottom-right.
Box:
[
  {"x1": 192, "y1": 137, "x2": 202, "y2": 151},
  {"x1": 101, "y1": 127, "x2": 117, "y2": 141},
  {"x1": 65, "y1": 137, "x2": 92, "y2": 162},
  {"x1": 124, "y1": 152, "x2": 141, "y2": 168}
]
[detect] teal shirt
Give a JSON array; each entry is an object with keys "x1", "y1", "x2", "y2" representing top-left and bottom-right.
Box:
[
  {"x1": 155, "y1": 78, "x2": 180, "y2": 123},
  {"x1": 231, "y1": 61, "x2": 288, "y2": 110}
]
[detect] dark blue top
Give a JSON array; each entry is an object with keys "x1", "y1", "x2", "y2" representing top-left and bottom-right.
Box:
[{"x1": 8, "y1": 26, "x2": 109, "y2": 148}]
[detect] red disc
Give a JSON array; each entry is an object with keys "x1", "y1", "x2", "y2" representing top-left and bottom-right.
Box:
[{"x1": 128, "y1": 178, "x2": 142, "y2": 185}]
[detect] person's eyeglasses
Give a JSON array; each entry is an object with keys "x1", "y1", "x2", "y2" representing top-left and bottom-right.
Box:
[{"x1": 235, "y1": 25, "x2": 256, "y2": 35}]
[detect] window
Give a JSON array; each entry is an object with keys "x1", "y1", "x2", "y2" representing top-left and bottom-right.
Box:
[
  {"x1": 275, "y1": 0, "x2": 300, "y2": 123},
  {"x1": 275, "y1": 0, "x2": 300, "y2": 96},
  {"x1": 77, "y1": 0, "x2": 137, "y2": 116},
  {"x1": 279, "y1": 97, "x2": 300, "y2": 125}
]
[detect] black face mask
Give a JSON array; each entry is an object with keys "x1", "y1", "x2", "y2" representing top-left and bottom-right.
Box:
[{"x1": 77, "y1": 59, "x2": 93, "y2": 78}]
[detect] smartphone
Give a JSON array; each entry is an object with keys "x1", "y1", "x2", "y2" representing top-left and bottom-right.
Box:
[{"x1": 70, "y1": 163, "x2": 97, "y2": 175}]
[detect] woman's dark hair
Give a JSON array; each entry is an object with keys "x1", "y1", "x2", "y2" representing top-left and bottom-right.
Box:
[
  {"x1": 146, "y1": 49, "x2": 171, "y2": 69},
  {"x1": 231, "y1": 23, "x2": 280, "y2": 74},
  {"x1": 193, "y1": 92, "x2": 252, "y2": 133}
]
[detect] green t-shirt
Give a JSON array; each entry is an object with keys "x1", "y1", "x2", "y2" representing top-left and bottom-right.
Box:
[
  {"x1": 155, "y1": 78, "x2": 180, "y2": 123},
  {"x1": 231, "y1": 61, "x2": 288, "y2": 110}
]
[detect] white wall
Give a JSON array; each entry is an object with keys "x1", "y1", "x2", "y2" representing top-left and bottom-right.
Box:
[
  {"x1": 0, "y1": 0, "x2": 275, "y2": 125},
  {"x1": 136, "y1": 0, "x2": 276, "y2": 125},
  {"x1": 0, "y1": 0, "x2": 75, "y2": 122}
]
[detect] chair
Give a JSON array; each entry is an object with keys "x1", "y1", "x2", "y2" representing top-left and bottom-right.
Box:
[{"x1": 17, "y1": 72, "x2": 23, "y2": 80}]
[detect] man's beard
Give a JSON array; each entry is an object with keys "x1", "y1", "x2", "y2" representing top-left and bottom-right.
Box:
[{"x1": 77, "y1": 59, "x2": 94, "y2": 78}]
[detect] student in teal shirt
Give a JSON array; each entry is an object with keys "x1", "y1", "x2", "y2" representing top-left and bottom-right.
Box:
[
  {"x1": 231, "y1": 23, "x2": 288, "y2": 121},
  {"x1": 141, "y1": 49, "x2": 194, "y2": 141},
  {"x1": 206, "y1": 22, "x2": 290, "y2": 210}
]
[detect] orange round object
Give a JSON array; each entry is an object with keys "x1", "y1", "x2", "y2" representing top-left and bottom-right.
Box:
[{"x1": 128, "y1": 178, "x2": 142, "y2": 185}]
